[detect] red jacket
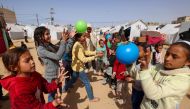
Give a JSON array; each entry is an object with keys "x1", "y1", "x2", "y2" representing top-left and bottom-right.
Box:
[
  {"x1": 0, "y1": 71, "x2": 58, "y2": 109},
  {"x1": 113, "y1": 59, "x2": 127, "y2": 80}
]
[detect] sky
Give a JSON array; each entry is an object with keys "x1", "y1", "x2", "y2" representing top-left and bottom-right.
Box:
[{"x1": 1, "y1": 0, "x2": 190, "y2": 27}]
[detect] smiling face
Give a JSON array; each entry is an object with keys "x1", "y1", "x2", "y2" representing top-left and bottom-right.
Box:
[
  {"x1": 99, "y1": 40, "x2": 105, "y2": 47},
  {"x1": 17, "y1": 51, "x2": 35, "y2": 74},
  {"x1": 43, "y1": 29, "x2": 51, "y2": 43},
  {"x1": 164, "y1": 44, "x2": 190, "y2": 70}
]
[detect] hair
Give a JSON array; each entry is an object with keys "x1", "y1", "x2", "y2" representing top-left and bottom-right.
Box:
[
  {"x1": 74, "y1": 33, "x2": 83, "y2": 41},
  {"x1": 171, "y1": 42, "x2": 190, "y2": 60},
  {"x1": 99, "y1": 39, "x2": 104, "y2": 44},
  {"x1": 155, "y1": 43, "x2": 163, "y2": 49},
  {"x1": 137, "y1": 42, "x2": 150, "y2": 52},
  {"x1": 34, "y1": 26, "x2": 48, "y2": 47},
  {"x1": 34, "y1": 26, "x2": 59, "y2": 65},
  {"x1": 2, "y1": 47, "x2": 29, "y2": 74}
]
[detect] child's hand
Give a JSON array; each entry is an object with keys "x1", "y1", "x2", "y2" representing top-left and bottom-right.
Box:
[
  {"x1": 52, "y1": 88, "x2": 69, "y2": 108},
  {"x1": 126, "y1": 77, "x2": 134, "y2": 83},
  {"x1": 120, "y1": 71, "x2": 125, "y2": 75},
  {"x1": 56, "y1": 67, "x2": 69, "y2": 84},
  {"x1": 96, "y1": 51, "x2": 104, "y2": 57},
  {"x1": 112, "y1": 72, "x2": 116, "y2": 79},
  {"x1": 62, "y1": 29, "x2": 70, "y2": 41}
]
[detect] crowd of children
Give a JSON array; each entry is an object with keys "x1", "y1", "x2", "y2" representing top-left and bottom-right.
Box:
[{"x1": 0, "y1": 24, "x2": 190, "y2": 109}]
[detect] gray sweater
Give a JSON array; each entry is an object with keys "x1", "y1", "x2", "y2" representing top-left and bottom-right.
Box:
[{"x1": 37, "y1": 41, "x2": 66, "y2": 82}]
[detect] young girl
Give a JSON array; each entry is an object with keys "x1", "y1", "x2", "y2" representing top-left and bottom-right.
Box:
[
  {"x1": 112, "y1": 57, "x2": 127, "y2": 104},
  {"x1": 63, "y1": 33, "x2": 103, "y2": 102},
  {"x1": 34, "y1": 26, "x2": 68, "y2": 102},
  {"x1": 152, "y1": 43, "x2": 163, "y2": 65},
  {"x1": 0, "y1": 47, "x2": 68, "y2": 109},
  {"x1": 138, "y1": 41, "x2": 190, "y2": 109},
  {"x1": 96, "y1": 39, "x2": 108, "y2": 76}
]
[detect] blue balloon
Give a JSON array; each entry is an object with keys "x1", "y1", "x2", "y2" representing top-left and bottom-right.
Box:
[
  {"x1": 105, "y1": 34, "x2": 111, "y2": 40},
  {"x1": 116, "y1": 42, "x2": 139, "y2": 64}
]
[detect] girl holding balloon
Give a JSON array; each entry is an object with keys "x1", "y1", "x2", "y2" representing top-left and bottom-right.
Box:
[{"x1": 126, "y1": 41, "x2": 190, "y2": 109}]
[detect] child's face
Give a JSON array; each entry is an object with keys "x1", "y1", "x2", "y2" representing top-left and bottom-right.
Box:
[
  {"x1": 99, "y1": 41, "x2": 104, "y2": 47},
  {"x1": 17, "y1": 51, "x2": 35, "y2": 73},
  {"x1": 138, "y1": 46, "x2": 146, "y2": 58},
  {"x1": 146, "y1": 47, "x2": 151, "y2": 56},
  {"x1": 156, "y1": 46, "x2": 163, "y2": 53},
  {"x1": 114, "y1": 38, "x2": 120, "y2": 43},
  {"x1": 164, "y1": 45, "x2": 190, "y2": 70},
  {"x1": 79, "y1": 34, "x2": 86, "y2": 43},
  {"x1": 43, "y1": 30, "x2": 51, "y2": 43}
]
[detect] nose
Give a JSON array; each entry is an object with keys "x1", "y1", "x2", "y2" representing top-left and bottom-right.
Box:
[
  {"x1": 30, "y1": 59, "x2": 35, "y2": 65},
  {"x1": 165, "y1": 54, "x2": 172, "y2": 62}
]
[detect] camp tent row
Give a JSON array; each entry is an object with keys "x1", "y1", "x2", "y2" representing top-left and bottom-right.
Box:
[
  {"x1": 6, "y1": 23, "x2": 66, "y2": 40},
  {"x1": 3, "y1": 20, "x2": 190, "y2": 46},
  {"x1": 98, "y1": 20, "x2": 190, "y2": 44}
]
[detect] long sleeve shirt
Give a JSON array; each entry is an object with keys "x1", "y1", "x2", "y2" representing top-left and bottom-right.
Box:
[
  {"x1": 113, "y1": 59, "x2": 127, "y2": 80},
  {"x1": 0, "y1": 71, "x2": 58, "y2": 109},
  {"x1": 37, "y1": 41, "x2": 66, "y2": 82},
  {"x1": 71, "y1": 42, "x2": 96, "y2": 72},
  {"x1": 139, "y1": 65, "x2": 190, "y2": 109}
]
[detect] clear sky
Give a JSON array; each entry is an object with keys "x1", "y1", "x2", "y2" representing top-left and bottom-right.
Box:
[{"x1": 1, "y1": 0, "x2": 190, "y2": 27}]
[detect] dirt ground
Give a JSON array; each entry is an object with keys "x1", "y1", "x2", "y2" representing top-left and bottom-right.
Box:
[{"x1": 0, "y1": 39, "x2": 190, "y2": 109}]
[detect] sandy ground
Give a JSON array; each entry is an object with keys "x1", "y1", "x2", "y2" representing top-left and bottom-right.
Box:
[{"x1": 0, "y1": 39, "x2": 190, "y2": 109}]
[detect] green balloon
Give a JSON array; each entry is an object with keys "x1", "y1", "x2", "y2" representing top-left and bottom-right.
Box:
[{"x1": 75, "y1": 20, "x2": 87, "y2": 33}]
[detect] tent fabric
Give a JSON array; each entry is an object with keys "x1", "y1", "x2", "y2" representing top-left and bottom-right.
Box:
[
  {"x1": 7, "y1": 23, "x2": 25, "y2": 40},
  {"x1": 141, "y1": 31, "x2": 161, "y2": 37},
  {"x1": 177, "y1": 22, "x2": 190, "y2": 42},
  {"x1": 158, "y1": 24, "x2": 180, "y2": 44},
  {"x1": 147, "y1": 36, "x2": 165, "y2": 45},
  {"x1": 140, "y1": 31, "x2": 164, "y2": 45}
]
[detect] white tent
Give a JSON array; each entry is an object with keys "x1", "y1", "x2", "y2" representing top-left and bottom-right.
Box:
[
  {"x1": 109, "y1": 25, "x2": 122, "y2": 33},
  {"x1": 24, "y1": 25, "x2": 37, "y2": 39},
  {"x1": 176, "y1": 22, "x2": 190, "y2": 42},
  {"x1": 122, "y1": 20, "x2": 148, "y2": 41},
  {"x1": 7, "y1": 23, "x2": 25, "y2": 40},
  {"x1": 40, "y1": 24, "x2": 64, "y2": 40},
  {"x1": 147, "y1": 25, "x2": 159, "y2": 31},
  {"x1": 159, "y1": 24, "x2": 180, "y2": 44}
]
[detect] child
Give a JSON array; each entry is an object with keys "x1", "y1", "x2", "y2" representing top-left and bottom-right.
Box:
[
  {"x1": 0, "y1": 47, "x2": 68, "y2": 109},
  {"x1": 34, "y1": 26, "x2": 68, "y2": 102},
  {"x1": 152, "y1": 43, "x2": 163, "y2": 65},
  {"x1": 112, "y1": 58, "x2": 127, "y2": 104},
  {"x1": 96, "y1": 39, "x2": 108, "y2": 76},
  {"x1": 134, "y1": 41, "x2": 190, "y2": 109},
  {"x1": 21, "y1": 41, "x2": 27, "y2": 49},
  {"x1": 127, "y1": 43, "x2": 153, "y2": 109},
  {"x1": 63, "y1": 33, "x2": 103, "y2": 102},
  {"x1": 62, "y1": 29, "x2": 76, "y2": 85},
  {"x1": 103, "y1": 44, "x2": 117, "y2": 88},
  {"x1": 84, "y1": 27, "x2": 97, "y2": 73}
]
